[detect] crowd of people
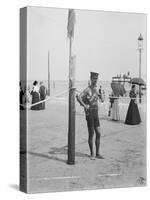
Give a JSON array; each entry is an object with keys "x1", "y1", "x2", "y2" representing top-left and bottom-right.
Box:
[
  {"x1": 108, "y1": 84, "x2": 141, "y2": 125},
  {"x1": 78, "y1": 77, "x2": 142, "y2": 126},
  {"x1": 19, "y1": 75, "x2": 142, "y2": 161},
  {"x1": 20, "y1": 78, "x2": 142, "y2": 126},
  {"x1": 20, "y1": 81, "x2": 47, "y2": 110}
]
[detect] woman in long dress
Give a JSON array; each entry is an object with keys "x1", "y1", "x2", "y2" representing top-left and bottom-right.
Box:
[
  {"x1": 31, "y1": 81, "x2": 40, "y2": 110},
  {"x1": 111, "y1": 92, "x2": 120, "y2": 121},
  {"x1": 125, "y1": 84, "x2": 141, "y2": 125}
]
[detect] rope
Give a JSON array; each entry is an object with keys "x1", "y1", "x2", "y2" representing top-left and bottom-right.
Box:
[
  {"x1": 20, "y1": 87, "x2": 145, "y2": 109},
  {"x1": 20, "y1": 89, "x2": 69, "y2": 109}
]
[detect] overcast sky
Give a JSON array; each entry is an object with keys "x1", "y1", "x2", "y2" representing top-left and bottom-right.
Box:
[{"x1": 27, "y1": 7, "x2": 147, "y2": 82}]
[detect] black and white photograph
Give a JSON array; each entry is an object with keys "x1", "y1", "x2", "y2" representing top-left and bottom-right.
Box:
[{"x1": 20, "y1": 6, "x2": 147, "y2": 193}]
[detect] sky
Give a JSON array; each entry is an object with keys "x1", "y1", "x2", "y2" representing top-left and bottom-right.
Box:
[{"x1": 27, "y1": 7, "x2": 147, "y2": 82}]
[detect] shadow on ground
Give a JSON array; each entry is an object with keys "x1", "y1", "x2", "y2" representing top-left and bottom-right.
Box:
[{"x1": 28, "y1": 145, "x2": 89, "y2": 164}]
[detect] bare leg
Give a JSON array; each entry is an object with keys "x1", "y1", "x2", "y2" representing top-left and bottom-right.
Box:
[
  {"x1": 87, "y1": 126, "x2": 95, "y2": 159},
  {"x1": 95, "y1": 127, "x2": 104, "y2": 159}
]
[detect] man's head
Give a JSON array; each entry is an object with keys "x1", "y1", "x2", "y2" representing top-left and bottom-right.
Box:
[
  {"x1": 90, "y1": 72, "x2": 99, "y2": 86},
  {"x1": 33, "y1": 80, "x2": 38, "y2": 86}
]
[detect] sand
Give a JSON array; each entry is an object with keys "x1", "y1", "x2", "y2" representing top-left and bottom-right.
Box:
[{"x1": 21, "y1": 98, "x2": 146, "y2": 193}]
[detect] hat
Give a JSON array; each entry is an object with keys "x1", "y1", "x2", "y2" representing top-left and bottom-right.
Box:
[{"x1": 90, "y1": 72, "x2": 99, "y2": 78}]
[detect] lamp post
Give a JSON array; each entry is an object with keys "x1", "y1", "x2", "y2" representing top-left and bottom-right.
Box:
[{"x1": 137, "y1": 34, "x2": 143, "y2": 103}]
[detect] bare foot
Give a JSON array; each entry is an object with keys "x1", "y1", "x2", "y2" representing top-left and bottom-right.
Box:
[
  {"x1": 89, "y1": 155, "x2": 95, "y2": 160},
  {"x1": 95, "y1": 154, "x2": 104, "y2": 159}
]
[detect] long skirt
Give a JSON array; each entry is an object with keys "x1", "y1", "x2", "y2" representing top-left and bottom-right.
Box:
[
  {"x1": 125, "y1": 100, "x2": 141, "y2": 125},
  {"x1": 39, "y1": 96, "x2": 46, "y2": 110},
  {"x1": 111, "y1": 99, "x2": 120, "y2": 121},
  {"x1": 31, "y1": 92, "x2": 40, "y2": 110}
]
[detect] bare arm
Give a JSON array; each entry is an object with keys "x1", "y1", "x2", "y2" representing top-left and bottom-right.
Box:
[{"x1": 77, "y1": 88, "x2": 90, "y2": 110}]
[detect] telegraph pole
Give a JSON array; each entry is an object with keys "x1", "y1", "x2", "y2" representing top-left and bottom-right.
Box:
[
  {"x1": 67, "y1": 9, "x2": 76, "y2": 165},
  {"x1": 48, "y1": 51, "x2": 50, "y2": 96}
]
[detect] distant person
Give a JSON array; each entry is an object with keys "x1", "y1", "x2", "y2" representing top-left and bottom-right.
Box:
[
  {"x1": 111, "y1": 92, "x2": 120, "y2": 121},
  {"x1": 31, "y1": 81, "x2": 40, "y2": 110},
  {"x1": 20, "y1": 82, "x2": 24, "y2": 110},
  {"x1": 39, "y1": 81, "x2": 47, "y2": 110},
  {"x1": 98, "y1": 85, "x2": 105, "y2": 102},
  {"x1": 108, "y1": 92, "x2": 114, "y2": 117},
  {"x1": 77, "y1": 72, "x2": 104, "y2": 160},
  {"x1": 125, "y1": 85, "x2": 141, "y2": 125},
  {"x1": 24, "y1": 85, "x2": 31, "y2": 104}
]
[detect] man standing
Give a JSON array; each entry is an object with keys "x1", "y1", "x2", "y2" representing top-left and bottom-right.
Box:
[
  {"x1": 78, "y1": 72, "x2": 104, "y2": 160},
  {"x1": 39, "y1": 81, "x2": 47, "y2": 110}
]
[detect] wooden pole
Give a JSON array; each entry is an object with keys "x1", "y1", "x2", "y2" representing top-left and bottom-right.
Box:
[
  {"x1": 139, "y1": 48, "x2": 142, "y2": 103},
  {"x1": 48, "y1": 51, "x2": 50, "y2": 96},
  {"x1": 67, "y1": 37, "x2": 76, "y2": 165}
]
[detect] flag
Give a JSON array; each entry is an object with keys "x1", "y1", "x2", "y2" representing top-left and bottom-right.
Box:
[{"x1": 67, "y1": 9, "x2": 76, "y2": 38}]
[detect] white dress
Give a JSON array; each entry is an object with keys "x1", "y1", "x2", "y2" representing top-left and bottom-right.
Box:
[{"x1": 111, "y1": 98, "x2": 120, "y2": 121}]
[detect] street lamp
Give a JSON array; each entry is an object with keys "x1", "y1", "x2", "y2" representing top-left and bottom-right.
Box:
[{"x1": 137, "y1": 34, "x2": 143, "y2": 103}]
